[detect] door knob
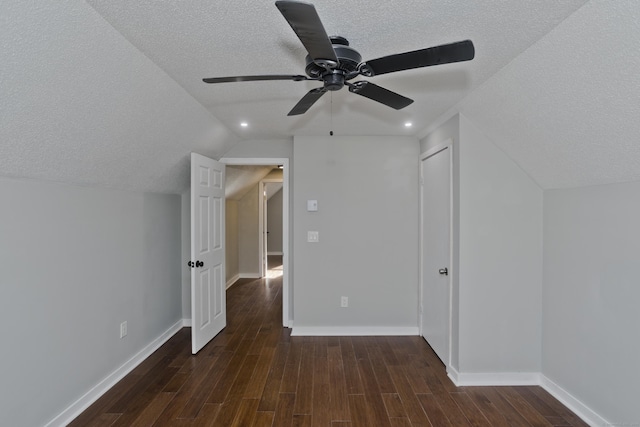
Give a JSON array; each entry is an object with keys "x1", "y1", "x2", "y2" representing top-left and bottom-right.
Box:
[
  {"x1": 187, "y1": 261, "x2": 194, "y2": 268},
  {"x1": 438, "y1": 268, "x2": 448, "y2": 276},
  {"x1": 196, "y1": 260, "x2": 204, "y2": 268}
]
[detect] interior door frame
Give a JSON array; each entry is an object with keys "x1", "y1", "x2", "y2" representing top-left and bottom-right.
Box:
[
  {"x1": 419, "y1": 140, "x2": 454, "y2": 367},
  {"x1": 221, "y1": 157, "x2": 291, "y2": 328},
  {"x1": 260, "y1": 178, "x2": 284, "y2": 278}
]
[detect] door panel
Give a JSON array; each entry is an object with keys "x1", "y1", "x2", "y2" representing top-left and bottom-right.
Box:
[
  {"x1": 191, "y1": 153, "x2": 226, "y2": 354},
  {"x1": 420, "y1": 145, "x2": 451, "y2": 365}
]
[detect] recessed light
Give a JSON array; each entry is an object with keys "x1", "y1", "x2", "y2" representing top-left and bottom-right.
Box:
[
  {"x1": 240, "y1": 122, "x2": 248, "y2": 128},
  {"x1": 404, "y1": 122, "x2": 413, "y2": 128}
]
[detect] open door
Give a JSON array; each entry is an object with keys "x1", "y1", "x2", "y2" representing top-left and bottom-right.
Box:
[{"x1": 190, "y1": 153, "x2": 226, "y2": 354}]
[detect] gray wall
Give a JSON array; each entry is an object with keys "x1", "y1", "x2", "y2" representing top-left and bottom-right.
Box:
[
  {"x1": 267, "y1": 187, "x2": 283, "y2": 254},
  {"x1": 0, "y1": 177, "x2": 182, "y2": 427},
  {"x1": 181, "y1": 192, "x2": 191, "y2": 319},
  {"x1": 225, "y1": 200, "x2": 239, "y2": 282},
  {"x1": 293, "y1": 135, "x2": 420, "y2": 329},
  {"x1": 543, "y1": 181, "x2": 640, "y2": 424},
  {"x1": 458, "y1": 115, "x2": 543, "y2": 373},
  {"x1": 223, "y1": 139, "x2": 293, "y2": 159},
  {"x1": 420, "y1": 114, "x2": 543, "y2": 375}
]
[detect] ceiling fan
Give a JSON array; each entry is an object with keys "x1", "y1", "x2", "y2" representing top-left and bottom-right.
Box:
[{"x1": 203, "y1": 0, "x2": 475, "y2": 116}]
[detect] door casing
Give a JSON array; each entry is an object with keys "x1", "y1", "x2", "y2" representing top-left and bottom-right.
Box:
[
  {"x1": 221, "y1": 157, "x2": 291, "y2": 327},
  {"x1": 419, "y1": 141, "x2": 454, "y2": 367}
]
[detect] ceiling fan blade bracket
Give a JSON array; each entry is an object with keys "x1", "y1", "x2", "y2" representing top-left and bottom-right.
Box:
[
  {"x1": 314, "y1": 59, "x2": 338, "y2": 70},
  {"x1": 358, "y1": 63, "x2": 375, "y2": 77},
  {"x1": 347, "y1": 81, "x2": 366, "y2": 93}
]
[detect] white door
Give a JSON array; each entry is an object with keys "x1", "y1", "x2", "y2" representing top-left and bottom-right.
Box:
[
  {"x1": 420, "y1": 145, "x2": 452, "y2": 365},
  {"x1": 191, "y1": 153, "x2": 226, "y2": 354}
]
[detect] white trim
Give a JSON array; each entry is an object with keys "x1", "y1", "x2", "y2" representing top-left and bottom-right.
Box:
[
  {"x1": 182, "y1": 318, "x2": 192, "y2": 327},
  {"x1": 261, "y1": 178, "x2": 283, "y2": 278},
  {"x1": 45, "y1": 319, "x2": 185, "y2": 427},
  {"x1": 225, "y1": 274, "x2": 240, "y2": 289},
  {"x1": 291, "y1": 326, "x2": 419, "y2": 336},
  {"x1": 451, "y1": 371, "x2": 541, "y2": 386},
  {"x1": 446, "y1": 370, "x2": 606, "y2": 426},
  {"x1": 447, "y1": 365, "x2": 461, "y2": 385},
  {"x1": 221, "y1": 157, "x2": 291, "y2": 327},
  {"x1": 540, "y1": 375, "x2": 608, "y2": 427},
  {"x1": 238, "y1": 273, "x2": 261, "y2": 279},
  {"x1": 258, "y1": 180, "x2": 266, "y2": 278},
  {"x1": 418, "y1": 140, "x2": 454, "y2": 369}
]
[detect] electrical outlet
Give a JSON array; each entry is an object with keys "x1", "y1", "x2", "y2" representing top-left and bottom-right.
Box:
[
  {"x1": 307, "y1": 231, "x2": 319, "y2": 243},
  {"x1": 341, "y1": 296, "x2": 349, "y2": 308},
  {"x1": 120, "y1": 321, "x2": 127, "y2": 338}
]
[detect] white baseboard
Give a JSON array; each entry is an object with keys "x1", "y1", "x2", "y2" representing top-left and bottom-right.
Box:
[
  {"x1": 225, "y1": 273, "x2": 261, "y2": 289},
  {"x1": 447, "y1": 368, "x2": 605, "y2": 427},
  {"x1": 226, "y1": 274, "x2": 240, "y2": 289},
  {"x1": 540, "y1": 375, "x2": 608, "y2": 427},
  {"x1": 291, "y1": 326, "x2": 419, "y2": 336},
  {"x1": 447, "y1": 366, "x2": 461, "y2": 385},
  {"x1": 239, "y1": 273, "x2": 261, "y2": 279},
  {"x1": 449, "y1": 370, "x2": 541, "y2": 386},
  {"x1": 267, "y1": 251, "x2": 283, "y2": 256},
  {"x1": 45, "y1": 319, "x2": 185, "y2": 427},
  {"x1": 182, "y1": 318, "x2": 192, "y2": 327}
]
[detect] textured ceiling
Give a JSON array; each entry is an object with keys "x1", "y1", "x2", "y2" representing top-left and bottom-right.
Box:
[
  {"x1": 1, "y1": 0, "x2": 238, "y2": 194},
  {"x1": 85, "y1": 0, "x2": 587, "y2": 139},
  {"x1": 8, "y1": 0, "x2": 635, "y2": 194},
  {"x1": 459, "y1": 0, "x2": 640, "y2": 189}
]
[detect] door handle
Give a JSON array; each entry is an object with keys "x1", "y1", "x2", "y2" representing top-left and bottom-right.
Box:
[
  {"x1": 187, "y1": 261, "x2": 194, "y2": 268},
  {"x1": 196, "y1": 260, "x2": 204, "y2": 268},
  {"x1": 438, "y1": 268, "x2": 448, "y2": 276}
]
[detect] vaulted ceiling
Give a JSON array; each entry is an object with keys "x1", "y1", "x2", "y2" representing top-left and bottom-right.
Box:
[
  {"x1": 84, "y1": 0, "x2": 586, "y2": 138},
  {"x1": 2, "y1": 0, "x2": 638, "y2": 194}
]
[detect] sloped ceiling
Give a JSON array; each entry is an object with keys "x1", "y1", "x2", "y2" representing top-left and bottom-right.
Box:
[
  {"x1": 85, "y1": 0, "x2": 587, "y2": 139},
  {"x1": 1, "y1": 0, "x2": 238, "y2": 194},
  {"x1": 6, "y1": 1, "x2": 637, "y2": 193},
  {"x1": 225, "y1": 165, "x2": 274, "y2": 200},
  {"x1": 457, "y1": 0, "x2": 640, "y2": 189}
]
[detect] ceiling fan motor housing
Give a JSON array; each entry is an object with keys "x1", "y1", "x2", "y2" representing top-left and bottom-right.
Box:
[{"x1": 304, "y1": 36, "x2": 362, "y2": 79}]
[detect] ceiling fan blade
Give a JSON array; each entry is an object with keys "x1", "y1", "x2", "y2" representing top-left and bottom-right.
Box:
[
  {"x1": 275, "y1": 1, "x2": 338, "y2": 65},
  {"x1": 203, "y1": 74, "x2": 311, "y2": 84},
  {"x1": 288, "y1": 87, "x2": 327, "y2": 116},
  {"x1": 348, "y1": 81, "x2": 413, "y2": 110},
  {"x1": 360, "y1": 40, "x2": 475, "y2": 77}
]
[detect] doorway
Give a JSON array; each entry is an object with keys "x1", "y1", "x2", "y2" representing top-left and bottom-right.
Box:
[
  {"x1": 419, "y1": 142, "x2": 453, "y2": 366},
  {"x1": 262, "y1": 180, "x2": 284, "y2": 278},
  {"x1": 221, "y1": 158, "x2": 291, "y2": 327}
]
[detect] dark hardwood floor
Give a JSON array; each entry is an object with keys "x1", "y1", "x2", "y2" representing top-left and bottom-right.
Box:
[{"x1": 70, "y1": 267, "x2": 587, "y2": 426}]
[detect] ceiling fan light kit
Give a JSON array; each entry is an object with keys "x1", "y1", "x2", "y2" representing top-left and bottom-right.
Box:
[{"x1": 203, "y1": 0, "x2": 475, "y2": 116}]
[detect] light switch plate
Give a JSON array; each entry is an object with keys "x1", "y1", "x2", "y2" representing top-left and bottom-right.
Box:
[
  {"x1": 307, "y1": 200, "x2": 318, "y2": 212},
  {"x1": 307, "y1": 231, "x2": 319, "y2": 242}
]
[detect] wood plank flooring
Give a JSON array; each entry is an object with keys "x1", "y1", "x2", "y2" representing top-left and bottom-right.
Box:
[{"x1": 70, "y1": 272, "x2": 588, "y2": 426}]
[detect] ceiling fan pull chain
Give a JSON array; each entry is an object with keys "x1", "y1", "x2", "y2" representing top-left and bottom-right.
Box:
[{"x1": 330, "y1": 92, "x2": 334, "y2": 136}]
